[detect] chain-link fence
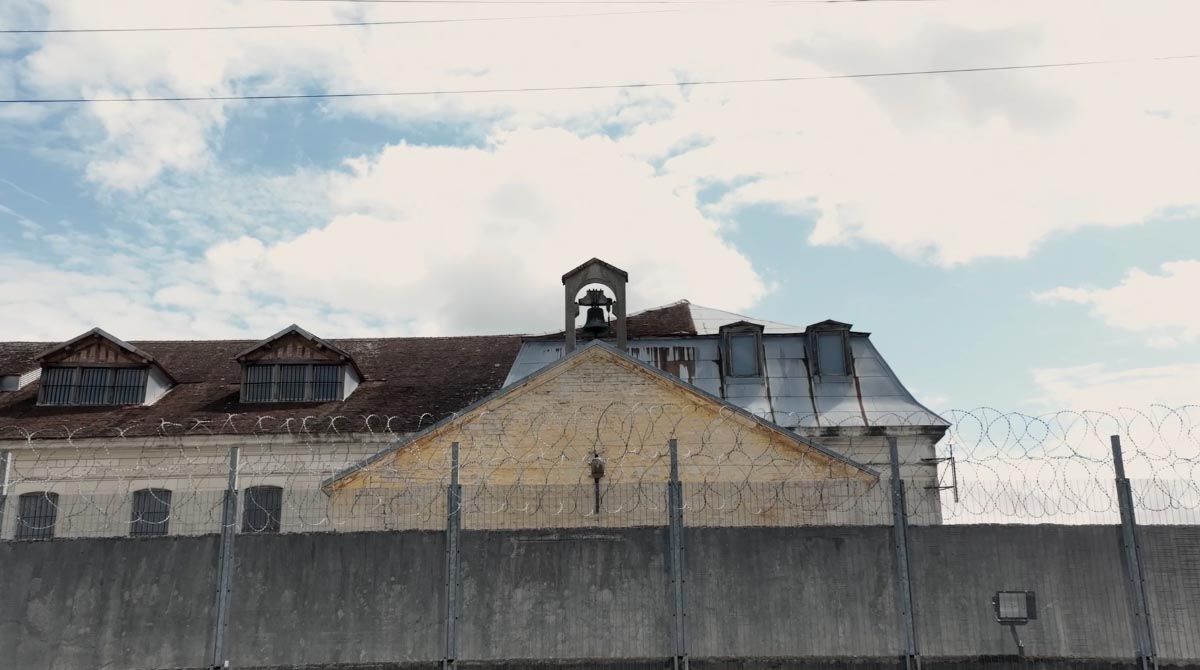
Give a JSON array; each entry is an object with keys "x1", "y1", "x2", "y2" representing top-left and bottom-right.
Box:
[{"x1": 1, "y1": 404, "x2": 1197, "y2": 539}]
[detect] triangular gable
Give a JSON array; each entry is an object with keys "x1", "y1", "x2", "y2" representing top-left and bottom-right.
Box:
[
  {"x1": 235, "y1": 324, "x2": 363, "y2": 378},
  {"x1": 36, "y1": 328, "x2": 176, "y2": 383},
  {"x1": 323, "y1": 340, "x2": 876, "y2": 493}
]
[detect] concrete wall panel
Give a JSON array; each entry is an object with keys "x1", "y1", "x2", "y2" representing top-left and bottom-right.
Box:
[
  {"x1": 1141, "y1": 526, "x2": 1200, "y2": 662},
  {"x1": 0, "y1": 535, "x2": 216, "y2": 670},
  {"x1": 228, "y1": 531, "x2": 445, "y2": 666},
  {"x1": 459, "y1": 528, "x2": 672, "y2": 660},
  {"x1": 686, "y1": 525, "x2": 901, "y2": 658},
  {"x1": 910, "y1": 525, "x2": 1137, "y2": 659}
]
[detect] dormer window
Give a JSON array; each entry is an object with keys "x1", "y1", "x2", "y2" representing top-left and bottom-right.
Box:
[
  {"x1": 806, "y1": 320, "x2": 853, "y2": 378},
  {"x1": 39, "y1": 366, "x2": 148, "y2": 406},
  {"x1": 33, "y1": 328, "x2": 175, "y2": 407},
  {"x1": 720, "y1": 321, "x2": 764, "y2": 378},
  {"x1": 242, "y1": 363, "x2": 344, "y2": 402},
  {"x1": 236, "y1": 325, "x2": 361, "y2": 404}
]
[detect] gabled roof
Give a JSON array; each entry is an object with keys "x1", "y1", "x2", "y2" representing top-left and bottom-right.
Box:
[
  {"x1": 322, "y1": 339, "x2": 878, "y2": 491},
  {"x1": 561, "y1": 257, "x2": 628, "y2": 283},
  {"x1": 234, "y1": 324, "x2": 364, "y2": 379},
  {"x1": 35, "y1": 328, "x2": 177, "y2": 384}
]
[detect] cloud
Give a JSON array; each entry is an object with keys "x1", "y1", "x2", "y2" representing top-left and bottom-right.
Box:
[
  {"x1": 201, "y1": 128, "x2": 766, "y2": 335},
  {"x1": 0, "y1": 128, "x2": 765, "y2": 339},
  {"x1": 9, "y1": 1, "x2": 1200, "y2": 265},
  {"x1": 1032, "y1": 362, "x2": 1200, "y2": 411},
  {"x1": 1035, "y1": 260, "x2": 1200, "y2": 346}
]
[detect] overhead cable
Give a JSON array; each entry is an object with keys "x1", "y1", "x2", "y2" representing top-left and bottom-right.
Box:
[{"x1": 3, "y1": 55, "x2": 1195, "y2": 104}]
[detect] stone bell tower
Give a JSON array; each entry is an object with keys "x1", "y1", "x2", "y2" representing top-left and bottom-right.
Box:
[{"x1": 562, "y1": 258, "x2": 628, "y2": 354}]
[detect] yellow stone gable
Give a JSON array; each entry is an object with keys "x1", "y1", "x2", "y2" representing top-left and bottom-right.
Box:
[{"x1": 326, "y1": 343, "x2": 875, "y2": 495}]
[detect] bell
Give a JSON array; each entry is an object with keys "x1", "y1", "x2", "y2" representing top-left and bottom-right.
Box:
[{"x1": 581, "y1": 305, "x2": 610, "y2": 338}]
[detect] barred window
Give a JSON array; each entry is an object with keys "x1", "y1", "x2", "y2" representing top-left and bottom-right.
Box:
[
  {"x1": 16, "y1": 492, "x2": 59, "y2": 540},
  {"x1": 240, "y1": 364, "x2": 343, "y2": 403},
  {"x1": 38, "y1": 366, "x2": 147, "y2": 406},
  {"x1": 130, "y1": 488, "x2": 172, "y2": 537},
  {"x1": 242, "y1": 485, "x2": 283, "y2": 533}
]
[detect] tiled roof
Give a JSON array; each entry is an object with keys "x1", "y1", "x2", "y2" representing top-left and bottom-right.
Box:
[
  {"x1": 0, "y1": 335, "x2": 523, "y2": 438},
  {"x1": 0, "y1": 343, "x2": 46, "y2": 376}
]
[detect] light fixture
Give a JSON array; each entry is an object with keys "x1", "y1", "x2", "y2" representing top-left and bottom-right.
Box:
[{"x1": 993, "y1": 590, "x2": 1037, "y2": 658}]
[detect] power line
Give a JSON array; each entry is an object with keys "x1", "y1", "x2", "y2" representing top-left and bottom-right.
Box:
[
  {"x1": 269, "y1": 0, "x2": 938, "y2": 4},
  {"x1": 3, "y1": 55, "x2": 1195, "y2": 104},
  {"x1": 0, "y1": 8, "x2": 675, "y2": 33}
]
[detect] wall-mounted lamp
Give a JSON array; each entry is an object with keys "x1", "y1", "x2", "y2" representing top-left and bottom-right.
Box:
[
  {"x1": 993, "y1": 590, "x2": 1037, "y2": 658},
  {"x1": 589, "y1": 453, "x2": 606, "y2": 515}
]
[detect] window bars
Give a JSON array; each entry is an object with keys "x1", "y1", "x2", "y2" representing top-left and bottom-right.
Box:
[
  {"x1": 242, "y1": 485, "x2": 283, "y2": 533},
  {"x1": 16, "y1": 491, "x2": 59, "y2": 540},
  {"x1": 130, "y1": 488, "x2": 172, "y2": 537},
  {"x1": 241, "y1": 363, "x2": 342, "y2": 403},
  {"x1": 38, "y1": 366, "x2": 147, "y2": 406}
]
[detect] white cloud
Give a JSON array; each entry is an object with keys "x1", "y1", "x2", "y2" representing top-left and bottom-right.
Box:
[
  {"x1": 201, "y1": 128, "x2": 765, "y2": 335},
  {"x1": 9, "y1": 0, "x2": 1200, "y2": 265},
  {"x1": 1035, "y1": 260, "x2": 1200, "y2": 346},
  {"x1": 1032, "y1": 362, "x2": 1200, "y2": 411},
  {"x1": 0, "y1": 128, "x2": 765, "y2": 339}
]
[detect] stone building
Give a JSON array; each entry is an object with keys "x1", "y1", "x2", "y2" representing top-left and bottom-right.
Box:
[{"x1": 0, "y1": 259, "x2": 948, "y2": 537}]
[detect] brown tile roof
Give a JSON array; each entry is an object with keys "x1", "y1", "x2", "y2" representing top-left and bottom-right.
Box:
[
  {"x1": 0, "y1": 335, "x2": 523, "y2": 439},
  {"x1": 527, "y1": 300, "x2": 697, "y2": 341},
  {"x1": 0, "y1": 342, "x2": 46, "y2": 376}
]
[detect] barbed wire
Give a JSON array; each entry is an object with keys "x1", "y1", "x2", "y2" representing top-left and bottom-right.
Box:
[{"x1": 1, "y1": 405, "x2": 1197, "y2": 539}]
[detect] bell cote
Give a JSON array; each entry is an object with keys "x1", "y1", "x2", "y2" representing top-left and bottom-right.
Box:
[{"x1": 562, "y1": 258, "x2": 628, "y2": 353}]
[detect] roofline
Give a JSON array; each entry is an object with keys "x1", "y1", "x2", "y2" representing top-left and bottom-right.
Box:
[
  {"x1": 234, "y1": 324, "x2": 365, "y2": 379},
  {"x1": 859, "y1": 337, "x2": 950, "y2": 428},
  {"x1": 321, "y1": 339, "x2": 879, "y2": 492},
  {"x1": 561, "y1": 257, "x2": 628, "y2": 283},
  {"x1": 34, "y1": 328, "x2": 178, "y2": 384}
]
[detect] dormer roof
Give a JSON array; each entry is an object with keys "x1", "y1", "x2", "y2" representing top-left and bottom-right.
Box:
[
  {"x1": 235, "y1": 324, "x2": 364, "y2": 379},
  {"x1": 806, "y1": 319, "x2": 854, "y2": 331},
  {"x1": 35, "y1": 328, "x2": 176, "y2": 384}
]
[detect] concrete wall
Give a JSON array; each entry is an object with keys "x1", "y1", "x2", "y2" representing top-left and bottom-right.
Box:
[
  {"x1": 228, "y1": 531, "x2": 445, "y2": 667},
  {"x1": 0, "y1": 535, "x2": 216, "y2": 670},
  {"x1": 459, "y1": 528, "x2": 672, "y2": 660},
  {"x1": 2, "y1": 525, "x2": 1199, "y2": 669},
  {"x1": 909, "y1": 525, "x2": 1137, "y2": 659},
  {"x1": 686, "y1": 526, "x2": 900, "y2": 659},
  {"x1": 1141, "y1": 526, "x2": 1200, "y2": 662}
]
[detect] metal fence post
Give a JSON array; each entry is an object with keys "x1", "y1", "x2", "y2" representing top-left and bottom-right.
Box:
[
  {"x1": 1112, "y1": 435, "x2": 1158, "y2": 670},
  {"x1": 443, "y1": 442, "x2": 463, "y2": 670},
  {"x1": 889, "y1": 437, "x2": 921, "y2": 670},
  {"x1": 0, "y1": 450, "x2": 11, "y2": 538},
  {"x1": 209, "y1": 446, "x2": 240, "y2": 670},
  {"x1": 667, "y1": 438, "x2": 689, "y2": 670}
]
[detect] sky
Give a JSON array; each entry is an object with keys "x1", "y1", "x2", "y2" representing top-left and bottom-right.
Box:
[{"x1": 0, "y1": 0, "x2": 1197, "y2": 415}]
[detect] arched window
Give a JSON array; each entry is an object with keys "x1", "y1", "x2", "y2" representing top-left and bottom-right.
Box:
[
  {"x1": 242, "y1": 486, "x2": 283, "y2": 533},
  {"x1": 16, "y1": 492, "x2": 59, "y2": 540},
  {"x1": 130, "y1": 488, "x2": 172, "y2": 537}
]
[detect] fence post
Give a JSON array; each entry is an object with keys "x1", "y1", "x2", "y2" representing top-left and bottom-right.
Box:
[
  {"x1": 0, "y1": 450, "x2": 10, "y2": 538},
  {"x1": 888, "y1": 437, "x2": 921, "y2": 670},
  {"x1": 443, "y1": 442, "x2": 463, "y2": 670},
  {"x1": 666, "y1": 438, "x2": 689, "y2": 670},
  {"x1": 209, "y1": 446, "x2": 240, "y2": 670},
  {"x1": 1112, "y1": 435, "x2": 1158, "y2": 670}
]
